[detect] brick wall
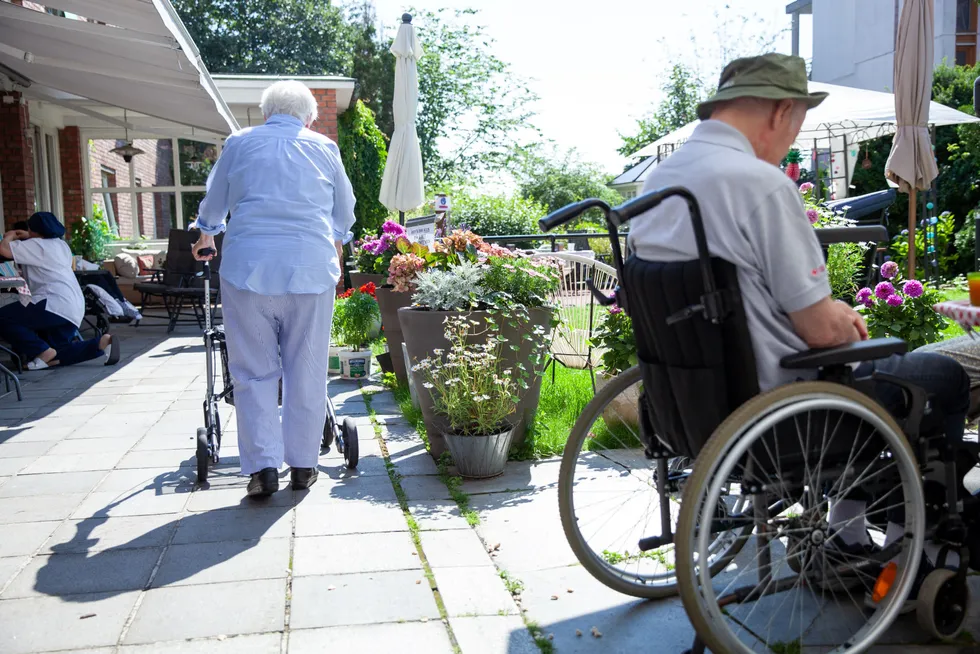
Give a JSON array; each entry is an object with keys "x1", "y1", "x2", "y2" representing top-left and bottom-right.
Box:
[
  {"x1": 0, "y1": 92, "x2": 34, "y2": 229},
  {"x1": 58, "y1": 126, "x2": 84, "y2": 232},
  {"x1": 311, "y1": 89, "x2": 339, "y2": 143}
]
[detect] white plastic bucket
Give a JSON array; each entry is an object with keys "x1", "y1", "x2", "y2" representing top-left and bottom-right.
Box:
[{"x1": 340, "y1": 349, "x2": 372, "y2": 380}]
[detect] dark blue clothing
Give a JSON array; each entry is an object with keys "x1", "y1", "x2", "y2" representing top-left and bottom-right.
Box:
[{"x1": 0, "y1": 299, "x2": 103, "y2": 366}]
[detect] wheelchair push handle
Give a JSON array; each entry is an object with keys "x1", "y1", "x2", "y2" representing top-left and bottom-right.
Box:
[{"x1": 539, "y1": 199, "x2": 612, "y2": 233}]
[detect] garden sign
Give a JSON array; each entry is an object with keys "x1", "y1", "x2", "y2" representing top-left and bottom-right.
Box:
[{"x1": 405, "y1": 214, "x2": 438, "y2": 247}]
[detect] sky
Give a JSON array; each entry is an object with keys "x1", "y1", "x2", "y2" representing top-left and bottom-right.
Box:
[{"x1": 370, "y1": 0, "x2": 814, "y2": 176}]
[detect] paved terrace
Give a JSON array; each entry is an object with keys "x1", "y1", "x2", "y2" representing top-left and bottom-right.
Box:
[{"x1": 0, "y1": 326, "x2": 977, "y2": 653}]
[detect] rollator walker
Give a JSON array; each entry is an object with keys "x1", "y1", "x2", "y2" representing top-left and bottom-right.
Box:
[{"x1": 194, "y1": 248, "x2": 358, "y2": 483}]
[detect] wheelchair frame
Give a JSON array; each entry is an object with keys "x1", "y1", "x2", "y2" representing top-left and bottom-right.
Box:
[{"x1": 540, "y1": 187, "x2": 978, "y2": 653}]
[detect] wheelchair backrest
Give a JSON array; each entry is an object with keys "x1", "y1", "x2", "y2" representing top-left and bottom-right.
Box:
[{"x1": 624, "y1": 255, "x2": 759, "y2": 459}]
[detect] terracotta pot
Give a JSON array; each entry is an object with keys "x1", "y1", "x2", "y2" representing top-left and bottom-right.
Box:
[
  {"x1": 595, "y1": 371, "x2": 642, "y2": 428},
  {"x1": 350, "y1": 272, "x2": 384, "y2": 290},
  {"x1": 398, "y1": 306, "x2": 553, "y2": 459},
  {"x1": 375, "y1": 286, "x2": 414, "y2": 384}
]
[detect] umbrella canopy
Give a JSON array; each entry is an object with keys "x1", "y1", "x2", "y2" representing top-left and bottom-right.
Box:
[
  {"x1": 884, "y1": 0, "x2": 938, "y2": 193},
  {"x1": 379, "y1": 14, "x2": 425, "y2": 216},
  {"x1": 885, "y1": 0, "x2": 937, "y2": 279}
]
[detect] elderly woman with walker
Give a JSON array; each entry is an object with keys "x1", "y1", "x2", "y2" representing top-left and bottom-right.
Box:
[{"x1": 193, "y1": 80, "x2": 356, "y2": 498}]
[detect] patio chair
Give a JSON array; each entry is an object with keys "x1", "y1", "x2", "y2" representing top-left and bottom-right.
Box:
[
  {"x1": 135, "y1": 230, "x2": 223, "y2": 333},
  {"x1": 528, "y1": 252, "x2": 618, "y2": 389}
]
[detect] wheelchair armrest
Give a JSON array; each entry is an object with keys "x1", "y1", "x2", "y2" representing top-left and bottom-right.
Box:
[{"x1": 779, "y1": 337, "x2": 907, "y2": 370}]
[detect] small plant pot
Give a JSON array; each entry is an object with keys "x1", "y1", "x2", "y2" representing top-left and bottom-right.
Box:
[
  {"x1": 443, "y1": 427, "x2": 515, "y2": 479},
  {"x1": 376, "y1": 351, "x2": 394, "y2": 374},
  {"x1": 328, "y1": 345, "x2": 343, "y2": 375},
  {"x1": 595, "y1": 371, "x2": 641, "y2": 427},
  {"x1": 339, "y1": 349, "x2": 372, "y2": 380}
]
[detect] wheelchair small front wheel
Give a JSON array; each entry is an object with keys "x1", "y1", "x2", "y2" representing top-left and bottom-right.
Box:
[
  {"x1": 558, "y1": 365, "x2": 749, "y2": 600},
  {"x1": 916, "y1": 568, "x2": 969, "y2": 640},
  {"x1": 196, "y1": 428, "x2": 209, "y2": 483},
  {"x1": 676, "y1": 382, "x2": 925, "y2": 654}
]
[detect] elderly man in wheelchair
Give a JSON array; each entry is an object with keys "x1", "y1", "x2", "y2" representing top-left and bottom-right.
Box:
[{"x1": 541, "y1": 54, "x2": 978, "y2": 653}]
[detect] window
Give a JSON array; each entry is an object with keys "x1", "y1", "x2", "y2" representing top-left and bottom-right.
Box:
[
  {"x1": 956, "y1": 0, "x2": 978, "y2": 66},
  {"x1": 100, "y1": 167, "x2": 119, "y2": 235}
]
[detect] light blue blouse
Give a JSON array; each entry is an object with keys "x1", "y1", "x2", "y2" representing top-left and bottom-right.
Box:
[{"x1": 196, "y1": 114, "x2": 356, "y2": 295}]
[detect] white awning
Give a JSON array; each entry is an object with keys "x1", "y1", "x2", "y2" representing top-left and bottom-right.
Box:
[
  {"x1": 0, "y1": 0, "x2": 238, "y2": 139},
  {"x1": 631, "y1": 81, "x2": 980, "y2": 158}
]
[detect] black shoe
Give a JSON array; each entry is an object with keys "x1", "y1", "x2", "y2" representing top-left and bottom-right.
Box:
[
  {"x1": 104, "y1": 334, "x2": 120, "y2": 366},
  {"x1": 291, "y1": 467, "x2": 318, "y2": 490},
  {"x1": 247, "y1": 468, "x2": 279, "y2": 497}
]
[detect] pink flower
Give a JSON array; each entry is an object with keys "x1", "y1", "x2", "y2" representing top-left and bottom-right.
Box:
[
  {"x1": 874, "y1": 282, "x2": 895, "y2": 300},
  {"x1": 886, "y1": 294, "x2": 903, "y2": 307},
  {"x1": 880, "y1": 261, "x2": 899, "y2": 280},
  {"x1": 799, "y1": 182, "x2": 814, "y2": 194},
  {"x1": 855, "y1": 287, "x2": 873, "y2": 306},
  {"x1": 902, "y1": 280, "x2": 924, "y2": 298},
  {"x1": 608, "y1": 305, "x2": 623, "y2": 315},
  {"x1": 806, "y1": 208, "x2": 819, "y2": 225}
]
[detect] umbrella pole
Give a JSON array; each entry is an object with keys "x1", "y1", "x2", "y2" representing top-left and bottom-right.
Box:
[
  {"x1": 907, "y1": 190, "x2": 916, "y2": 280},
  {"x1": 399, "y1": 211, "x2": 405, "y2": 226}
]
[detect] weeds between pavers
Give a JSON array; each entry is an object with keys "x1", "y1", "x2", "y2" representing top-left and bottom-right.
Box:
[{"x1": 360, "y1": 389, "x2": 461, "y2": 654}]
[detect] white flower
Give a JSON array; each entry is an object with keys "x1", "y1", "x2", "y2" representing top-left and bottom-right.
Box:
[
  {"x1": 422, "y1": 382, "x2": 434, "y2": 389},
  {"x1": 433, "y1": 348, "x2": 444, "y2": 355}
]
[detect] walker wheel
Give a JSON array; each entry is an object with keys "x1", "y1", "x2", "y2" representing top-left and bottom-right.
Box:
[
  {"x1": 916, "y1": 568, "x2": 969, "y2": 640},
  {"x1": 322, "y1": 412, "x2": 336, "y2": 453},
  {"x1": 341, "y1": 418, "x2": 359, "y2": 469},
  {"x1": 196, "y1": 428, "x2": 209, "y2": 483}
]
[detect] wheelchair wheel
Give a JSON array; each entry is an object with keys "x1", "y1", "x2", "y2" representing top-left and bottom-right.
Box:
[
  {"x1": 675, "y1": 382, "x2": 925, "y2": 654},
  {"x1": 916, "y1": 568, "x2": 969, "y2": 640},
  {"x1": 558, "y1": 365, "x2": 750, "y2": 600},
  {"x1": 196, "y1": 427, "x2": 209, "y2": 483}
]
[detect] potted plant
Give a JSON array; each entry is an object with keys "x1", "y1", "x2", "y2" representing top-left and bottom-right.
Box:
[
  {"x1": 800, "y1": 182, "x2": 869, "y2": 301},
  {"x1": 399, "y1": 246, "x2": 558, "y2": 458},
  {"x1": 590, "y1": 305, "x2": 640, "y2": 426},
  {"x1": 415, "y1": 315, "x2": 520, "y2": 478},
  {"x1": 351, "y1": 220, "x2": 406, "y2": 288},
  {"x1": 334, "y1": 283, "x2": 381, "y2": 379},
  {"x1": 378, "y1": 239, "x2": 428, "y2": 383}
]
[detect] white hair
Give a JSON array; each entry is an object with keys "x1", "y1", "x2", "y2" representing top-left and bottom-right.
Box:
[{"x1": 260, "y1": 80, "x2": 318, "y2": 124}]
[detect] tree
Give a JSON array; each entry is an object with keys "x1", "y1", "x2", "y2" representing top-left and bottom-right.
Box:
[
  {"x1": 171, "y1": 0, "x2": 354, "y2": 75},
  {"x1": 617, "y1": 64, "x2": 704, "y2": 157},
  {"x1": 338, "y1": 101, "x2": 389, "y2": 238},
  {"x1": 346, "y1": 2, "x2": 395, "y2": 139},
  {"x1": 517, "y1": 146, "x2": 622, "y2": 214},
  {"x1": 409, "y1": 8, "x2": 537, "y2": 187}
]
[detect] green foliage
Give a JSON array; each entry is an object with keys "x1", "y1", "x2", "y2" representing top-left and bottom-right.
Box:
[
  {"x1": 955, "y1": 210, "x2": 977, "y2": 269},
  {"x1": 170, "y1": 0, "x2": 354, "y2": 76},
  {"x1": 346, "y1": 2, "x2": 395, "y2": 139},
  {"x1": 480, "y1": 257, "x2": 560, "y2": 308},
  {"x1": 409, "y1": 8, "x2": 537, "y2": 185},
  {"x1": 338, "y1": 101, "x2": 389, "y2": 238},
  {"x1": 69, "y1": 205, "x2": 113, "y2": 262},
  {"x1": 450, "y1": 191, "x2": 545, "y2": 237},
  {"x1": 334, "y1": 287, "x2": 380, "y2": 349},
  {"x1": 826, "y1": 242, "x2": 866, "y2": 301},
  {"x1": 590, "y1": 308, "x2": 637, "y2": 376},
  {"x1": 515, "y1": 146, "x2": 623, "y2": 222},
  {"x1": 617, "y1": 64, "x2": 705, "y2": 158},
  {"x1": 889, "y1": 211, "x2": 959, "y2": 279}
]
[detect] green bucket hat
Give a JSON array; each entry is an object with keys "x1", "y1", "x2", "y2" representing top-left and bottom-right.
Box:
[{"x1": 696, "y1": 53, "x2": 828, "y2": 121}]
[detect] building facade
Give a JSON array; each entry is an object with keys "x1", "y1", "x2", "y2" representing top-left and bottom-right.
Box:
[{"x1": 788, "y1": 0, "x2": 979, "y2": 91}]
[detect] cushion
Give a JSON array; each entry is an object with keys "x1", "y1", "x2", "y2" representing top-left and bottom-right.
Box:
[
  {"x1": 136, "y1": 254, "x2": 155, "y2": 275},
  {"x1": 113, "y1": 253, "x2": 139, "y2": 279}
]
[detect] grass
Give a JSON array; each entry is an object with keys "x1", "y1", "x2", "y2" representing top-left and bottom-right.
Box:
[
  {"x1": 510, "y1": 366, "x2": 595, "y2": 459},
  {"x1": 600, "y1": 548, "x2": 673, "y2": 570},
  {"x1": 938, "y1": 283, "x2": 971, "y2": 342}
]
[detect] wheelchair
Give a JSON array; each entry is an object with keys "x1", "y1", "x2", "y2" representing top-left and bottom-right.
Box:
[{"x1": 539, "y1": 188, "x2": 980, "y2": 653}]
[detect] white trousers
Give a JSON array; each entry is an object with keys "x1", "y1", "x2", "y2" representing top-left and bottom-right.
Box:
[{"x1": 220, "y1": 280, "x2": 334, "y2": 475}]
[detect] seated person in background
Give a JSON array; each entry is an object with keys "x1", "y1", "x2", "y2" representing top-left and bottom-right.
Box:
[
  {"x1": 0, "y1": 212, "x2": 120, "y2": 370},
  {"x1": 917, "y1": 334, "x2": 980, "y2": 419},
  {"x1": 628, "y1": 54, "x2": 969, "y2": 581}
]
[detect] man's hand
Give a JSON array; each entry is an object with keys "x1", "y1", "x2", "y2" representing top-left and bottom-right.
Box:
[
  {"x1": 3, "y1": 230, "x2": 28, "y2": 242},
  {"x1": 192, "y1": 233, "x2": 216, "y2": 261}
]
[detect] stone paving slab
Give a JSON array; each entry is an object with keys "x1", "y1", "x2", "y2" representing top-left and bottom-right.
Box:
[
  {"x1": 0, "y1": 521, "x2": 60, "y2": 557},
  {"x1": 152, "y1": 538, "x2": 290, "y2": 588},
  {"x1": 408, "y1": 500, "x2": 472, "y2": 532},
  {"x1": 421, "y1": 529, "x2": 496, "y2": 569},
  {"x1": 293, "y1": 531, "x2": 421, "y2": 576},
  {"x1": 2, "y1": 547, "x2": 161, "y2": 599},
  {"x1": 434, "y1": 565, "x2": 519, "y2": 617},
  {"x1": 294, "y1": 499, "x2": 407, "y2": 537},
  {"x1": 288, "y1": 622, "x2": 454, "y2": 654},
  {"x1": 119, "y1": 633, "x2": 282, "y2": 654},
  {"x1": 43, "y1": 515, "x2": 177, "y2": 553},
  {"x1": 450, "y1": 615, "x2": 540, "y2": 654},
  {"x1": 289, "y1": 571, "x2": 439, "y2": 629},
  {"x1": 124, "y1": 579, "x2": 286, "y2": 644}
]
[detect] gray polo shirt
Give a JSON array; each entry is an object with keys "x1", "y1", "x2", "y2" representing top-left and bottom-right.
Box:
[{"x1": 628, "y1": 120, "x2": 831, "y2": 392}]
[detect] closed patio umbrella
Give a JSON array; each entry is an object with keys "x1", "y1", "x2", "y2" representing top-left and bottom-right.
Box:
[
  {"x1": 884, "y1": 0, "x2": 938, "y2": 279},
  {"x1": 379, "y1": 13, "x2": 425, "y2": 224}
]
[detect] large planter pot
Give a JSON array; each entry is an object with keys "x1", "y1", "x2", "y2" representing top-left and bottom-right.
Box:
[
  {"x1": 350, "y1": 272, "x2": 384, "y2": 290},
  {"x1": 595, "y1": 371, "x2": 641, "y2": 428},
  {"x1": 376, "y1": 287, "x2": 414, "y2": 384},
  {"x1": 444, "y1": 428, "x2": 515, "y2": 479},
  {"x1": 398, "y1": 306, "x2": 553, "y2": 459}
]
